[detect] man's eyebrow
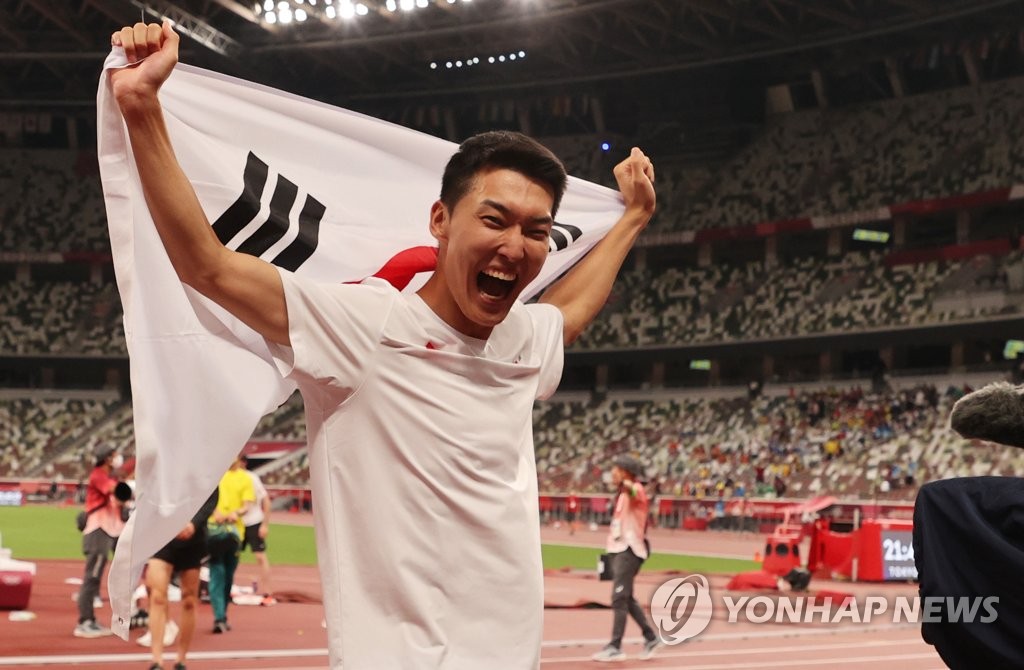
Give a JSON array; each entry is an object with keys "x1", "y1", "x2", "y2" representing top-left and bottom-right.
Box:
[{"x1": 480, "y1": 199, "x2": 553, "y2": 225}]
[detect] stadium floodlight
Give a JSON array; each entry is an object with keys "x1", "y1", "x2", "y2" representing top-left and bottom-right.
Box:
[
  {"x1": 266, "y1": 10, "x2": 277, "y2": 22},
  {"x1": 400, "y1": 0, "x2": 414, "y2": 10},
  {"x1": 601, "y1": 142, "x2": 610, "y2": 151},
  {"x1": 265, "y1": 0, "x2": 274, "y2": 9},
  {"x1": 295, "y1": 8, "x2": 307, "y2": 20},
  {"x1": 434, "y1": 49, "x2": 527, "y2": 72},
  {"x1": 279, "y1": 7, "x2": 293, "y2": 22},
  {"x1": 386, "y1": 0, "x2": 397, "y2": 10},
  {"x1": 430, "y1": 62, "x2": 437, "y2": 69},
  {"x1": 416, "y1": 0, "x2": 428, "y2": 7},
  {"x1": 255, "y1": 3, "x2": 262, "y2": 15},
  {"x1": 356, "y1": 3, "x2": 368, "y2": 15},
  {"x1": 326, "y1": 5, "x2": 336, "y2": 17}
]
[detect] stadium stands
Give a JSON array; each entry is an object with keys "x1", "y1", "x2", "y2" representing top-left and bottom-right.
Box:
[
  {"x1": 574, "y1": 250, "x2": 1024, "y2": 349},
  {"x1": 4, "y1": 249, "x2": 1020, "y2": 356},
  {"x1": 656, "y1": 77, "x2": 1024, "y2": 232},
  {"x1": 0, "y1": 379, "x2": 996, "y2": 497},
  {"x1": 0, "y1": 396, "x2": 122, "y2": 479},
  {"x1": 0, "y1": 150, "x2": 109, "y2": 253},
  {"x1": 0, "y1": 280, "x2": 124, "y2": 356},
  {"x1": 533, "y1": 379, "x2": 1024, "y2": 499}
]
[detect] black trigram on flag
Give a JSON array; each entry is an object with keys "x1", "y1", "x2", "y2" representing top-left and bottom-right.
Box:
[
  {"x1": 212, "y1": 152, "x2": 325, "y2": 272},
  {"x1": 548, "y1": 222, "x2": 583, "y2": 252}
]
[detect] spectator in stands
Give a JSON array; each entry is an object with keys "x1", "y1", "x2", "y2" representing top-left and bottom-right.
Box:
[
  {"x1": 142, "y1": 489, "x2": 218, "y2": 670},
  {"x1": 74, "y1": 447, "x2": 127, "y2": 638},
  {"x1": 239, "y1": 455, "x2": 276, "y2": 606},
  {"x1": 208, "y1": 455, "x2": 254, "y2": 634},
  {"x1": 592, "y1": 455, "x2": 660, "y2": 662}
]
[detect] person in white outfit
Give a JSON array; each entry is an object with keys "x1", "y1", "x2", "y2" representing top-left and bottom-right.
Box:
[{"x1": 239, "y1": 456, "x2": 275, "y2": 606}]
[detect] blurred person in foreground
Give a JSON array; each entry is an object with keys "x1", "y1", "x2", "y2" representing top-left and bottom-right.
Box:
[
  {"x1": 141, "y1": 488, "x2": 218, "y2": 670},
  {"x1": 592, "y1": 455, "x2": 660, "y2": 662},
  {"x1": 109, "y1": 21, "x2": 654, "y2": 669}
]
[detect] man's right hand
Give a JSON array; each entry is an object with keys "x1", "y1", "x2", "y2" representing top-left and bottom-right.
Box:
[{"x1": 110, "y1": 21, "x2": 179, "y2": 110}]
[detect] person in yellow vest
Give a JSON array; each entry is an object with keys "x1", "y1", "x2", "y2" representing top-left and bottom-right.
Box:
[{"x1": 208, "y1": 454, "x2": 254, "y2": 634}]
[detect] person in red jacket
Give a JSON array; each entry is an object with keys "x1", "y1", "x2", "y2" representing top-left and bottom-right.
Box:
[{"x1": 74, "y1": 447, "x2": 127, "y2": 638}]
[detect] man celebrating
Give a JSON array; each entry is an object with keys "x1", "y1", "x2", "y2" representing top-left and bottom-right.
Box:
[
  {"x1": 109, "y1": 21, "x2": 654, "y2": 669},
  {"x1": 593, "y1": 455, "x2": 660, "y2": 662}
]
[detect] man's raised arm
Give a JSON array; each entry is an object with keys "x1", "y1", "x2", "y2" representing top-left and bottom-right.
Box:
[
  {"x1": 110, "y1": 22, "x2": 289, "y2": 345},
  {"x1": 539, "y1": 147, "x2": 656, "y2": 345}
]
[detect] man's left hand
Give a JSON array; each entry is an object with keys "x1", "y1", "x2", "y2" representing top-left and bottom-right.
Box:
[{"x1": 613, "y1": 147, "x2": 656, "y2": 224}]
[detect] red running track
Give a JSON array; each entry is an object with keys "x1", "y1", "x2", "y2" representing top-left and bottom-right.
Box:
[{"x1": 0, "y1": 523, "x2": 943, "y2": 669}]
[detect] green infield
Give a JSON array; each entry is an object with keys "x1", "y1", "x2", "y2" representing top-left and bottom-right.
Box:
[
  {"x1": 0, "y1": 505, "x2": 759, "y2": 574},
  {"x1": 0, "y1": 505, "x2": 314, "y2": 566},
  {"x1": 542, "y1": 543, "x2": 760, "y2": 574}
]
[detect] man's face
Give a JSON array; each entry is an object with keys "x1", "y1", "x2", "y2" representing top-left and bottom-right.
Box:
[
  {"x1": 428, "y1": 167, "x2": 554, "y2": 339},
  {"x1": 611, "y1": 466, "x2": 627, "y2": 486}
]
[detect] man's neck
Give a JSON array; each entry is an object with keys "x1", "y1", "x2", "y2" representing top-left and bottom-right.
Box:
[{"x1": 416, "y1": 274, "x2": 493, "y2": 340}]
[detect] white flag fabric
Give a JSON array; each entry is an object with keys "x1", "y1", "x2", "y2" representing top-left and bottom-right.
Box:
[{"x1": 97, "y1": 49, "x2": 625, "y2": 638}]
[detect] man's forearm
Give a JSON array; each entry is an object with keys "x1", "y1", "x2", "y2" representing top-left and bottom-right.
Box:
[
  {"x1": 539, "y1": 211, "x2": 647, "y2": 345},
  {"x1": 120, "y1": 95, "x2": 228, "y2": 289}
]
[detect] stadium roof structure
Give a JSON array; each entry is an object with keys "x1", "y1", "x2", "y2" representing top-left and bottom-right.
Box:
[{"x1": 3, "y1": 0, "x2": 1024, "y2": 111}]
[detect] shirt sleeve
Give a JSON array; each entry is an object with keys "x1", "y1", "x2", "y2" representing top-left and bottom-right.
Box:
[
  {"x1": 526, "y1": 303, "x2": 565, "y2": 401},
  {"x1": 268, "y1": 270, "x2": 396, "y2": 402}
]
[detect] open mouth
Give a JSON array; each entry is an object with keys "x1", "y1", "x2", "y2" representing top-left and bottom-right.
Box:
[{"x1": 477, "y1": 270, "x2": 516, "y2": 300}]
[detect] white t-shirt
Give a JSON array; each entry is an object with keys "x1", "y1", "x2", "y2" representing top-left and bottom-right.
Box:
[
  {"x1": 270, "y1": 270, "x2": 564, "y2": 670},
  {"x1": 241, "y1": 470, "x2": 268, "y2": 527}
]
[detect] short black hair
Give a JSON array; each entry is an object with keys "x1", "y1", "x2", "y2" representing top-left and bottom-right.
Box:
[{"x1": 440, "y1": 131, "x2": 567, "y2": 218}]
